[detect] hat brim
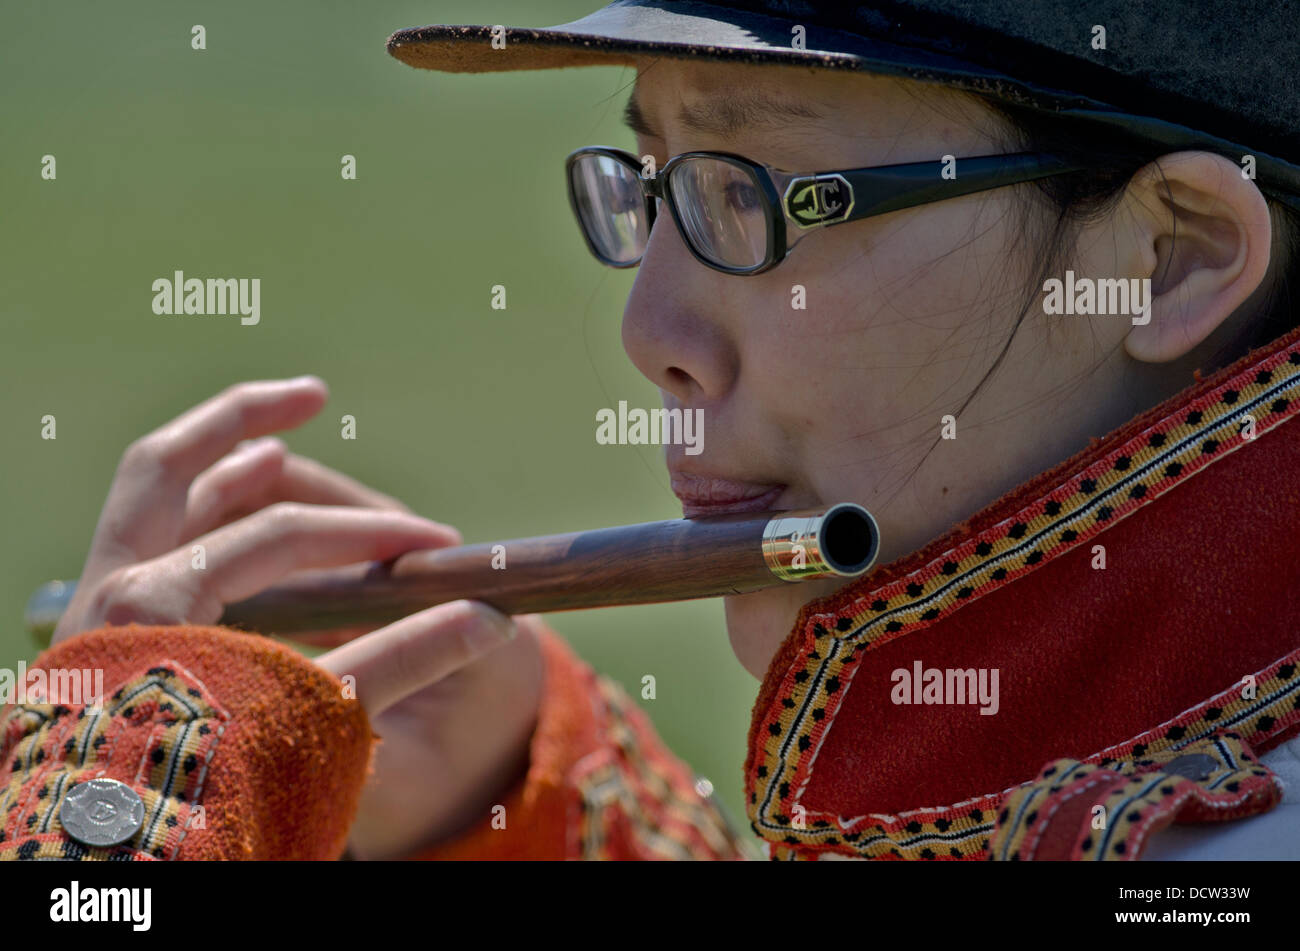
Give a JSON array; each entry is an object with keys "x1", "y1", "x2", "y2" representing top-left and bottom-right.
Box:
[{"x1": 386, "y1": 0, "x2": 1030, "y2": 97}]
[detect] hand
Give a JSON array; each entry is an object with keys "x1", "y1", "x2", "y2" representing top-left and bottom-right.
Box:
[{"x1": 56, "y1": 376, "x2": 544, "y2": 859}]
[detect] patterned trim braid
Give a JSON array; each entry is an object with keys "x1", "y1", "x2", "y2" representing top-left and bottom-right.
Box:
[
  {"x1": 992, "y1": 732, "x2": 1282, "y2": 861},
  {"x1": 0, "y1": 662, "x2": 229, "y2": 861},
  {"x1": 573, "y1": 675, "x2": 760, "y2": 860}
]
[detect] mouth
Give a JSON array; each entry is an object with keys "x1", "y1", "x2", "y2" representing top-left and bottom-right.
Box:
[{"x1": 669, "y1": 472, "x2": 787, "y2": 518}]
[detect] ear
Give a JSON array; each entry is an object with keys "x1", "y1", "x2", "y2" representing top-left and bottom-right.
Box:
[{"x1": 1122, "y1": 151, "x2": 1272, "y2": 363}]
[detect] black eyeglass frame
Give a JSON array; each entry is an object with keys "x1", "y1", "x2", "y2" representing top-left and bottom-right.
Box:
[{"x1": 565, "y1": 146, "x2": 1084, "y2": 275}]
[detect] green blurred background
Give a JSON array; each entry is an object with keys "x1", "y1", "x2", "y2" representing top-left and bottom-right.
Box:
[{"x1": 0, "y1": 1, "x2": 759, "y2": 834}]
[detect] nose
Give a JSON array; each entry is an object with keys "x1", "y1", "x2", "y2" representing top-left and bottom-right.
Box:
[{"x1": 621, "y1": 207, "x2": 739, "y2": 405}]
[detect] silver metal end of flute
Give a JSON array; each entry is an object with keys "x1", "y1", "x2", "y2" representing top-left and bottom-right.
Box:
[{"x1": 761, "y1": 503, "x2": 881, "y2": 581}]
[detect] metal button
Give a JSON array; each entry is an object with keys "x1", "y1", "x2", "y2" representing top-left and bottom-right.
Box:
[
  {"x1": 1163, "y1": 753, "x2": 1220, "y2": 782},
  {"x1": 60, "y1": 779, "x2": 145, "y2": 848}
]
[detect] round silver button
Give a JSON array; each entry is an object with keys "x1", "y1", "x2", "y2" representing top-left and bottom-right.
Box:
[{"x1": 60, "y1": 779, "x2": 145, "y2": 848}]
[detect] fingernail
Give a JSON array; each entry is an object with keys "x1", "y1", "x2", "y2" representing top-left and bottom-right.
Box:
[{"x1": 466, "y1": 605, "x2": 517, "y2": 650}]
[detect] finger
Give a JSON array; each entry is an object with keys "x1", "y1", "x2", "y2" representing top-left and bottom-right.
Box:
[
  {"x1": 183, "y1": 447, "x2": 419, "y2": 545},
  {"x1": 186, "y1": 504, "x2": 461, "y2": 609},
  {"x1": 316, "y1": 601, "x2": 516, "y2": 717},
  {"x1": 86, "y1": 376, "x2": 328, "y2": 574},
  {"x1": 69, "y1": 506, "x2": 462, "y2": 639},
  {"x1": 218, "y1": 453, "x2": 414, "y2": 521},
  {"x1": 275, "y1": 454, "x2": 411, "y2": 510},
  {"x1": 181, "y1": 437, "x2": 288, "y2": 540}
]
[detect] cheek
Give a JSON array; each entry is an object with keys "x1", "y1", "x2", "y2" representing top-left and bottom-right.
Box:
[
  {"x1": 751, "y1": 212, "x2": 1012, "y2": 434},
  {"x1": 742, "y1": 202, "x2": 1026, "y2": 513}
]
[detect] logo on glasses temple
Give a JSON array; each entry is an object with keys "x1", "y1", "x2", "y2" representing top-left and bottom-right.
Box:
[{"x1": 783, "y1": 174, "x2": 854, "y2": 228}]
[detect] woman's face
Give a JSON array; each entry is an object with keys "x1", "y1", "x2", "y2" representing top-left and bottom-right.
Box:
[{"x1": 620, "y1": 59, "x2": 1157, "y2": 678}]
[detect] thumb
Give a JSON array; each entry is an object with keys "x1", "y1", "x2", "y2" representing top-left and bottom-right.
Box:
[{"x1": 316, "y1": 600, "x2": 516, "y2": 717}]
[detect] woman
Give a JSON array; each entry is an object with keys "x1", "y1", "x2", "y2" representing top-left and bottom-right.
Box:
[{"x1": 6, "y1": 0, "x2": 1299, "y2": 861}]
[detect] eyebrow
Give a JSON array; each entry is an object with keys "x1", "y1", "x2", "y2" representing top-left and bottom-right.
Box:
[{"x1": 622, "y1": 89, "x2": 824, "y2": 139}]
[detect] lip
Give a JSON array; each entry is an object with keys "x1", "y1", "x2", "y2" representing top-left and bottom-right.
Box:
[{"x1": 669, "y1": 472, "x2": 787, "y2": 518}]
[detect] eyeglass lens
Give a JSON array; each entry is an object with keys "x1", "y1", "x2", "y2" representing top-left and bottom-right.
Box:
[
  {"x1": 570, "y1": 152, "x2": 770, "y2": 270},
  {"x1": 568, "y1": 153, "x2": 650, "y2": 265},
  {"x1": 668, "y1": 156, "x2": 768, "y2": 270}
]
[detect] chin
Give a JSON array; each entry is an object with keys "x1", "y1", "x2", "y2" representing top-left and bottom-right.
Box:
[{"x1": 723, "y1": 578, "x2": 845, "y2": 680}]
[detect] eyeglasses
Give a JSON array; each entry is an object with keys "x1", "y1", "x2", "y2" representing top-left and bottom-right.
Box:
[{"x1": 565, "y1": 146, "x2": 1082, "y2": 276}]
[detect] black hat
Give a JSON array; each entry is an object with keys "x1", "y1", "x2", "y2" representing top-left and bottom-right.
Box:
[{"x1": 388, "y1": 0, "x2": 1300, "y2": 207}]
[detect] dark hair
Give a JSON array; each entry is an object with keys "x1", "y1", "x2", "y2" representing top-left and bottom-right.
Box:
[{"x1": 981, "y1": 97, "x2": 1299, "y2": 367}]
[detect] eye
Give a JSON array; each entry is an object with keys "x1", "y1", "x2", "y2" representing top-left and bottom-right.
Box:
[{"x1": 722, "y1": 179, "x2": 762, "y2": 213}]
